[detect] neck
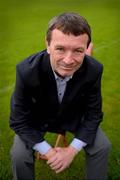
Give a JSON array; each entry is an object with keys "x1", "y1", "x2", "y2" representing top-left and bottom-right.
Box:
[{"x1": 54, "y1": 71, "x2": 65, "y2": 79}]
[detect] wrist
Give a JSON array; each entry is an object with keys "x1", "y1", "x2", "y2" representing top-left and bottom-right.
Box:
[
  {"x1": 68, "y1": 145, "x2": 78, "y2": 157},
  {"x1": 70, "y1": 138, "x2": 87, "y2": 152}
]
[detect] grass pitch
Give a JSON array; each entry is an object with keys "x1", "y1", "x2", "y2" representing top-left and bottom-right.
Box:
[{"x1": 0, "y1": 0, "x2": 120, "y2": 179}]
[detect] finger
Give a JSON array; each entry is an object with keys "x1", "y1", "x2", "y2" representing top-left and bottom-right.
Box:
[
  {"x1": 49, "y1": 157, "x2": 63, "y2": 170},
  {"x1": 55, "y1": 162, "x2": 70, "y2": 173},
  {"x1": 50, "y1": 159, "x2": 60, "y2": 168},
  {"x1": 47, "y1": 156, "x2": 57, "y2": 165},
  {"x1": 51, "y1": 162, "x2": 63, "y2": 171},
  {"x1": 55, "y1": 165, "x2": 65, "y2": 173}
]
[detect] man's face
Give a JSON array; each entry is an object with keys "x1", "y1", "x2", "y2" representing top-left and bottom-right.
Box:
[{"x1": 46, "y1": 29, "x2": 89, "y2": 77}]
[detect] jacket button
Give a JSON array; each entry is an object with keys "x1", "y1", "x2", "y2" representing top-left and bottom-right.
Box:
[{"x1": 44, "y1": 124, "x2": 48, "y2": 128}]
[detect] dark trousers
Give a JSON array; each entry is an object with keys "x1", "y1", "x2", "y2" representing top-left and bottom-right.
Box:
[{"x1": 10, "y1": 128, "x2": 111, "y2": 180}]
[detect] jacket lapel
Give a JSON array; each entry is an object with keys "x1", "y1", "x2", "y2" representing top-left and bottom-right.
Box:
[{"x1": 41, "y1": 52, "x2": 59, "y2": 107}]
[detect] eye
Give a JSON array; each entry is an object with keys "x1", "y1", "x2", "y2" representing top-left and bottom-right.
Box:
[
  {"x1": 56, "y1": 47, "x2": 64, "y2": 52},
  {"x1": 75, "y1": 49, "x2": 84, "y2": 53}
]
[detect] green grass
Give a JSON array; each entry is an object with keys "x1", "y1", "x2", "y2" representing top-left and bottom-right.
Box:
[{"x1": 0, "y1": 0, "x2": 120, "y2": 179}]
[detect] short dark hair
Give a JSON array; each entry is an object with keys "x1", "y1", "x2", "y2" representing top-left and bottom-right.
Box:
[{"x1": 46, "y1": 12, "x2": 91, "y2": 46}]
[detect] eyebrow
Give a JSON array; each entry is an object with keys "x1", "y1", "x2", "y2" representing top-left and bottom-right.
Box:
[{"x1": 55, "y1": 45, "x2": 85, "y2": 49}]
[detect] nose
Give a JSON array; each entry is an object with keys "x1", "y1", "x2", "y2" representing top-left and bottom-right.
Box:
[{"x1": 63, "y1": 52, "x2": 74, "y2": 64}]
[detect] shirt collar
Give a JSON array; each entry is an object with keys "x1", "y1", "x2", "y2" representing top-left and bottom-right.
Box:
[{"x1": 53, "y1": 71, "x2": 72, "y2": 82}]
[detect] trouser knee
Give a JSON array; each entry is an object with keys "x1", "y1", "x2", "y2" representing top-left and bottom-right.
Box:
[
  {"x1": 10, "y1": 146, "x2": 27, "y2": 166},
  {"x1": 85, "y1": 128, "x2": 111, "y2": 156},
  {"x1": 101, "y1": 138, "x2": 111, "y2": 155},
  {"x1": 10, "y1": 135, "x2": 34, "y2": 166},
  {"x1": 10, "y1": 135, "x2": 35, "y2": 180}
]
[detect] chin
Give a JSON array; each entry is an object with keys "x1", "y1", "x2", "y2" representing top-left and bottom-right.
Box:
[
  {"x1": 61, "y1": 72, "x2": 74, "y2": 77},
  {"x1": 56, "y1": 69, "x2": 74, "y2": 77}
]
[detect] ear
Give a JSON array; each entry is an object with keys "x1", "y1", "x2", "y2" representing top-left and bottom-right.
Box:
[
  {"x1": 85, "y1": 42, "x2": 93, "y2": 56},
  {"x1": 45, "y1": 37, "x2": 50, "y2": 54}
]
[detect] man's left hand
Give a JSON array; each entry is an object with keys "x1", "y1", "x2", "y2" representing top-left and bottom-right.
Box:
[{"x1": 47, "y1": 146, "x2": 78, "y2": 173}]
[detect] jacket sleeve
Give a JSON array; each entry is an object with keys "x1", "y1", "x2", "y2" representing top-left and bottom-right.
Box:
[
  {"x1": 75, "y1": 65, "x2": 103, "y2": 145},
  {"x1": 10, "y1": 65, "x2": 45, "y2": 149}
]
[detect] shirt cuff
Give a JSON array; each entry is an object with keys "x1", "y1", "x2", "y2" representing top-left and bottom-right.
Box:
[
  {"x1": 33, "y1": 141, "x2": 52, "y2": 155},
  {"x1": 70, "y1": 138, "x2": 87, "y2": 151}
]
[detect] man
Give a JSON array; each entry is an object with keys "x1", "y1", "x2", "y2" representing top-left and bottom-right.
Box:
[{"x1": 10, "y1": 12, "x2": 111, "y2": 180}]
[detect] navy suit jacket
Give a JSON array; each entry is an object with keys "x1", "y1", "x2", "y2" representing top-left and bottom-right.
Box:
[{"x1": 10, "y1": 50, "x2": 103, "y2": 149}]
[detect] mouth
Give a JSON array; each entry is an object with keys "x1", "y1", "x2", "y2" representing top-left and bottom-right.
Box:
[{"x1": 60, "y1": 65, "x2": 75, "y2": 70}]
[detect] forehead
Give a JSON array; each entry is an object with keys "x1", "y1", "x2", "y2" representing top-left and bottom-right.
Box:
[{"x1": 50, "y1": 29, "x2": 89, "y2": 47}]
